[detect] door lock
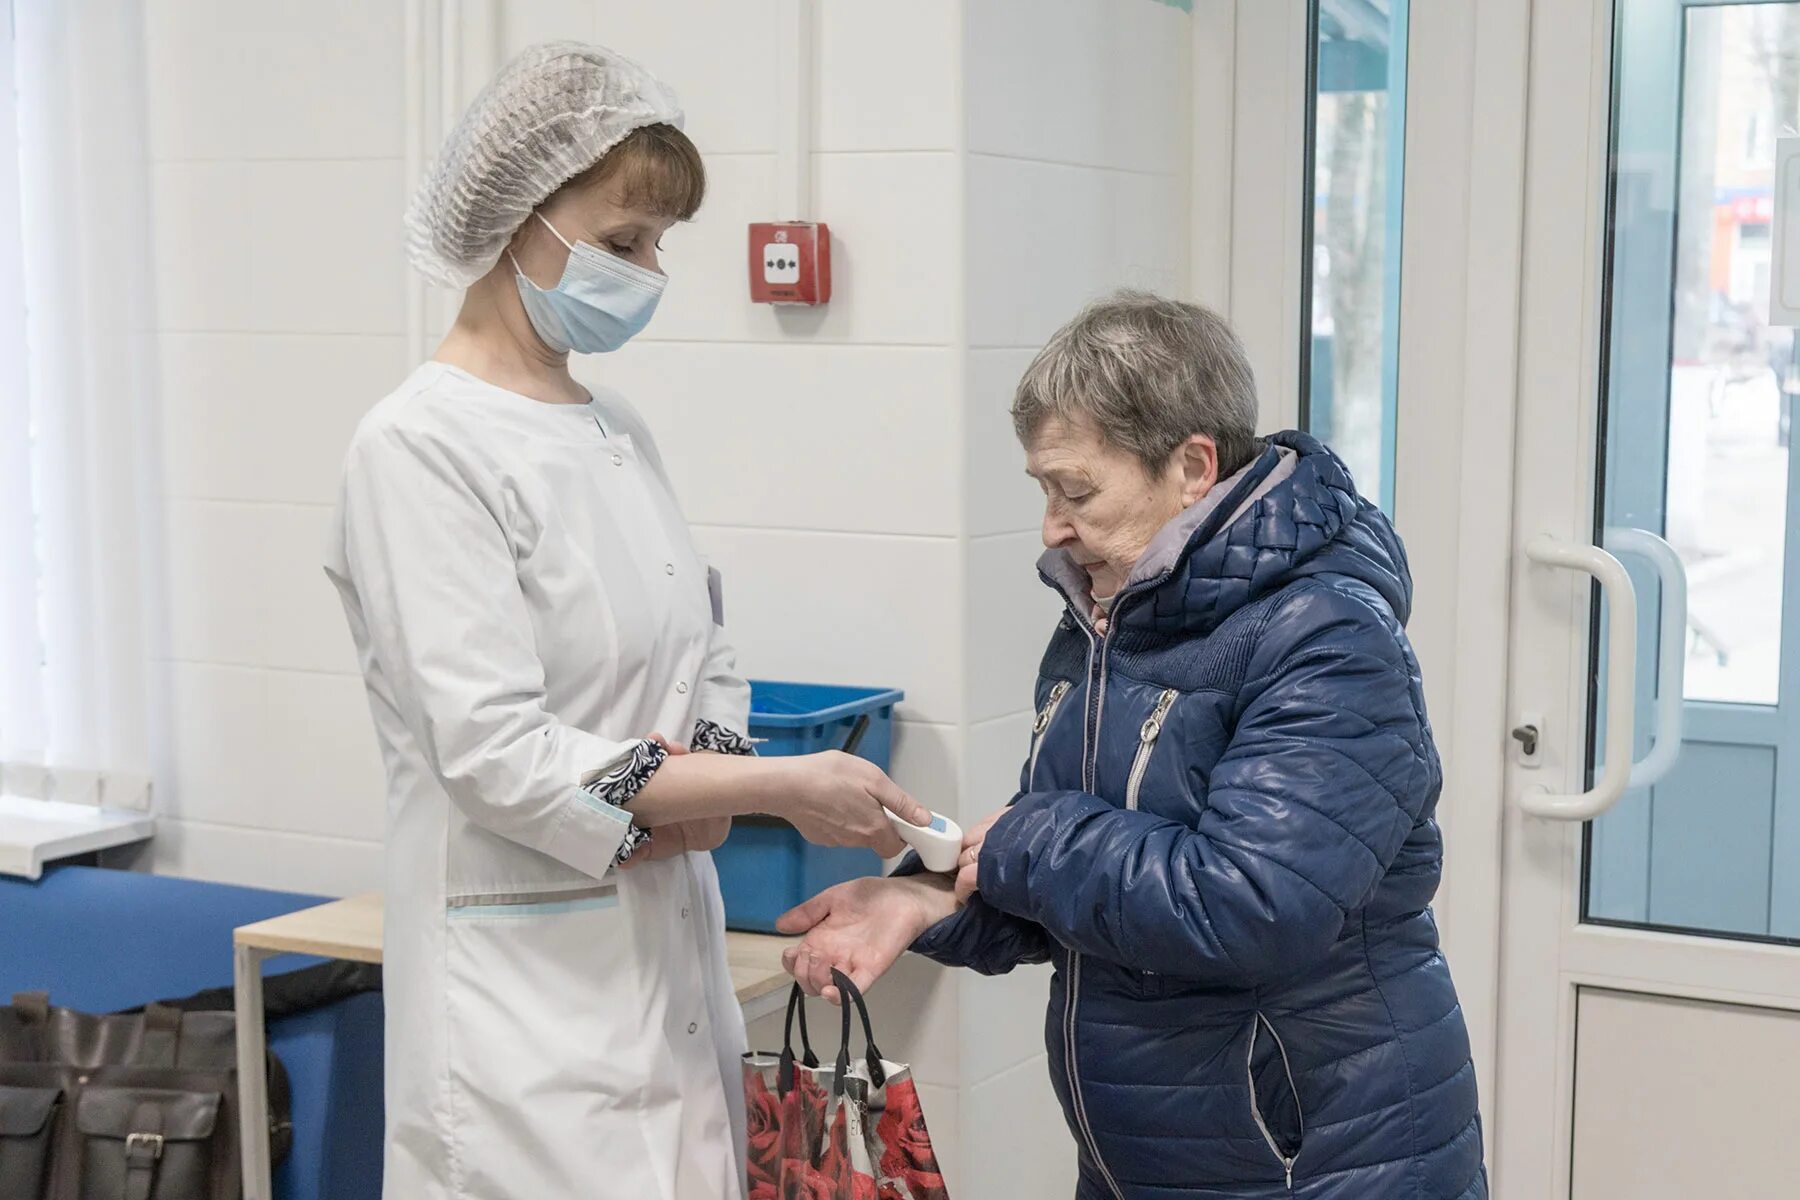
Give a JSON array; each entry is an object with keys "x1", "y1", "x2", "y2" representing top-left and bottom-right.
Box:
[{"x1": 1511, "y1": 724, "x2": 1540, "y2": 758}]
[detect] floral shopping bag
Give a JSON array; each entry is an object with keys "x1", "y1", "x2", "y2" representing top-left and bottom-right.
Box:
[{"x1": 743, "y1": 970, "x2": 950, "y2": 1200}]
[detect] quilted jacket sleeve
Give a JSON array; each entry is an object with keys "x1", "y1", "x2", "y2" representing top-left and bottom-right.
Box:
[
  {"x1": 976, "y1": 583, "x2": 1438, "y2": 985},
  {"x1": 892, "y1": 850, "x2": 1052, "y2": 975}
]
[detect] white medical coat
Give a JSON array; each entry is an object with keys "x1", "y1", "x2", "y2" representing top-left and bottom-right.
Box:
[{"x1": 325, "y1": 362, "x2": 749, "y2": 1200}]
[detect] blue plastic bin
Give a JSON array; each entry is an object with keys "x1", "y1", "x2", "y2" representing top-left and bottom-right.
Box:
[{"x1": 712, "y1": 680, "x2": 905, "y2": 932}]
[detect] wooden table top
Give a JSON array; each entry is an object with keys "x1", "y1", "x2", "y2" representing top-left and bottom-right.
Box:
[{"x1": 234, "y1": 892, "x2": 795, "y2": 1005}]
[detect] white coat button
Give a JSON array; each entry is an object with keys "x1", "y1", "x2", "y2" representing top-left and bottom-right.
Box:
[
  {"x1": 612, "y1": 454, "x2": 624, "y2": 466},
  {"x1": 676, "y1": 682, "x2": 688, "y2": 694},
  {"x1": 664, "y1": 563, "x2": 675, "y2": 575},
  {"x1": 687, "y1": 1022, "x2": 698, "y2": 1035}
]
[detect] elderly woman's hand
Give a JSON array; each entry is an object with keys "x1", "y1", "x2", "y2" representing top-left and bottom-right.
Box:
[
  {"x1": 776, "y1": 874, "x2": 957, "y2": 1004},
  {"x1": 952, "y1": 807, "x2": 1014, "y2": 903}
]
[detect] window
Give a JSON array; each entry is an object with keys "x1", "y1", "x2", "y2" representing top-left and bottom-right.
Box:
[
  {"x1": 1585, "y1": 0, "x2": 1800, "y2": 940},
  {"x1": 1301, "y1": 0, "x2": 1409, "y2": 515},
  {"x1": 0, "y1": 1, "x2": 47, "y2": 767}
]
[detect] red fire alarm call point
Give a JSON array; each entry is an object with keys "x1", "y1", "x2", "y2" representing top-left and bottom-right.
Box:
[{"x1": 748, "y1": 222, "x2": 831, "y2": 305}]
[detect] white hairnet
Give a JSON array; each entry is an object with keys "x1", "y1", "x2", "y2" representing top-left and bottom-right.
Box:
[{"x1": 405, "y1": 41, "x2": 684, "y2": 289}]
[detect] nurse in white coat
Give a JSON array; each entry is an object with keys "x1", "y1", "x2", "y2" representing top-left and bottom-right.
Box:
[{"x1": 324, "y1": 43, "x2": 930, "y2": 1200}]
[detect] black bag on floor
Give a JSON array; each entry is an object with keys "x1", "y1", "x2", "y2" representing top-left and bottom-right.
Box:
[
  {"x1": 0, "y1": 959, "x2": 376, "y2": 1200},
  {"x1": 0, "y1": 991, "x2": 257, "y2": 1199}
]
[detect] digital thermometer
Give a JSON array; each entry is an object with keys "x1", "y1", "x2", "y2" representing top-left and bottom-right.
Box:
[{"x1": 886, "y1": 809, "x2": 964, "y2": 873}]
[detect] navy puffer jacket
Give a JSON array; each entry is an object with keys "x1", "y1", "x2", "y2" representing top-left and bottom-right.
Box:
[{"x1": 910, "y1": 433, "x2": 1485, "y2": 1198}]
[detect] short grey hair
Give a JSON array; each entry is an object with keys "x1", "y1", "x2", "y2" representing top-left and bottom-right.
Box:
[{"x1": 1011, "y1": 291, "x2": 1261, "y2": 478}]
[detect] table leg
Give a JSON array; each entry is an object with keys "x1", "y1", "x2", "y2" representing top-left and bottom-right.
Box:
[{"x1": 235, "y1": 943, "x2": 273, "y2": 1200}]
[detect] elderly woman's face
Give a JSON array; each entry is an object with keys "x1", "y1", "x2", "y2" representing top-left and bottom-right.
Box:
[{"x1": 1027, "y1": 416, "x2": 1219, "y2": 601}]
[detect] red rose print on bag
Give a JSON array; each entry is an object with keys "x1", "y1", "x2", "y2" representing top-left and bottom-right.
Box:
[
  {"x1": 746, "y1": 1073, "x2": 786, "y2": 1200},
  {"x1": 875, "y1": 1078, "x2": 948, "y2": 1200}
]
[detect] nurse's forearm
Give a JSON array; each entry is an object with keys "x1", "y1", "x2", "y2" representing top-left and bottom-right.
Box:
[
  {"x1": 625, "y1": 753, "x2": 797, "y2": 827},
  {"x1": 627, "y1": 749, "x2": 923, "y2": 859}
]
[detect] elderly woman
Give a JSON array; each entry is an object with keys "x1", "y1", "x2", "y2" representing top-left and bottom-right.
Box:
[
  {"x1": 781, "y1": 293, "x2": 1486, "y2": 1199},
  {"x1": 326, "y1": 43, "x2": 928, "y2": 1200}
]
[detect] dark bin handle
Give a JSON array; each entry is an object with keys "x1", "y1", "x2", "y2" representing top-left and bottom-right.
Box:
[{"x1": 840, "y1": 713, "x2": 871, "y2": 757}]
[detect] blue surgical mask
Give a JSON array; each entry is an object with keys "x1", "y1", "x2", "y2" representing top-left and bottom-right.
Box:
[{"x1": 509, "y1": 213, "x2": 666, "y2": 354}]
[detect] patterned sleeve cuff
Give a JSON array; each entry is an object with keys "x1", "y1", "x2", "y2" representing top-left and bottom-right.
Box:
[
  {"x1": 582, "y1": 739, "x2": 667, "y2": 866},
  {"x1": 692, "y1": 718, "x2": 757, "y2": 756}
]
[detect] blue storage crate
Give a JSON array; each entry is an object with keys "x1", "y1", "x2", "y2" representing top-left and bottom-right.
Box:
[{"x1": 711, "y1": 681, "x2": 905, "y2": 932}]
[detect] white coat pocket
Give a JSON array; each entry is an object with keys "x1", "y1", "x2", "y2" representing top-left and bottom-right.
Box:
[{"x1": 442, "y1": 892, "x2": 670, "y2": 1198}]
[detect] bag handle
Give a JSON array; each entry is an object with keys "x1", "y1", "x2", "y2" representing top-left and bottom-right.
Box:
[
  {"x1": 9, "y1": 992, "x2": 50, "y2": 1062},
  {"x1": 136, "y1": 1003, "x2": 183, "y2": 1068},
  {"x1": 10, "y1": 992, "x2": 49, "y2": 1024},
  {"x1": 828, "y1": 969, "x2": 886, "y2": 1097},
  {"x1": 777, "y1": 983, "x2": 820, "y2": 1094}
]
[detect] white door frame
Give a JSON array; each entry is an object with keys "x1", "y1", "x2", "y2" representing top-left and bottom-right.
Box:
[
  {"x1": 1385, "y1": 1, "x2": 1535, "y2": 1154},
  {"x1": 1193, "y1": 0, "x2": 1310, "y2": 434},
  {"x1": 1499, "y1": 0, "x2": 1800, "y2": 1192}
]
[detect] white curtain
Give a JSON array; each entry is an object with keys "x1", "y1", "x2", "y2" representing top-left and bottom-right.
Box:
[{"x1": 0, "y1": 0, "x2": 161, "y2": 807}]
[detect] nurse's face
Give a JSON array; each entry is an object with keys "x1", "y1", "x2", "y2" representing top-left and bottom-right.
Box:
[
  {"x1": 1027, "y1": 415, "x2": 1219, "y2": 601},
  {"x1": 514, "y1": 174, "x2": 680, "y2": 282}
]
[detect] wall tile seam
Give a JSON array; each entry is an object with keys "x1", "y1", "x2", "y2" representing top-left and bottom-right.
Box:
[
  {"x1": 150, "y1": 814, "x2": 383, "y2": 847},
  {"x1": 163, "y1": 658, "x2": 361, "y2": 680},
  {"x1": 967, "y1": 148, "x2": 1190, "y2": 179},
  {"x1": 150, "y1": 155, "x2": 405, "y2": 165},
  {"x1": 688, "y1": 524, "x2": 961, "y2": 541}
]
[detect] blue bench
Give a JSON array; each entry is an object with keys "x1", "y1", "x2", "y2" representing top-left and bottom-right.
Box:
[{"x1": 0, "y1": 866, "x2": 383, "y2": 1200}]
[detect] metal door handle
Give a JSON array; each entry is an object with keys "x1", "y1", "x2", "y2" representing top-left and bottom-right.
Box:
[
  {"x1": 1602, "y1": 527, "x2": 1688, "y2": 788},
  {"x1": 1519, "y1": 535, "x2": 1638, "y2": 820}
]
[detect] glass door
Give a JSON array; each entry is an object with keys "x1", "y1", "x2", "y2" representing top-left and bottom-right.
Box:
[
  {"x1": 1301, "y1": 0, "x2": 1409, "y2": 514},
  {"x1": 1588, "y1": 0, "x2": 1800, "y2": 944},
  {"x1": 1498, "y1": 0, "x2": 1800, "y2": 1193}
]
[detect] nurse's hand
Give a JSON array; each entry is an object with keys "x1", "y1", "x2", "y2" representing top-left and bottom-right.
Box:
[
  {"x1": 776, "y1": 874, "x2": 957, "y2": 1004},
  {"x1": 773, "y1": 752, "x2": 930, "y2": 858},
  {"x1": 618, "y1": 816, "x2": 733, "y2": 867},
  {"x1": 620, "y1": 734, "x2": 732, "y2": 866}
]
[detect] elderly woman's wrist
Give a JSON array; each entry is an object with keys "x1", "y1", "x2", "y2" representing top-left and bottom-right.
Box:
[{"x1": 893, "y1": 871, "x2": 960, "y2": 929}]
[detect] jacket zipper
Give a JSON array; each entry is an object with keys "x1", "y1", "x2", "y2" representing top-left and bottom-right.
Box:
[
  {"x1": 1246, "y1": 1012, "x2": 1304, "y2": 1191},
  {"x1": 1027, "y1": 680, "x2": 1073, "y2": 790},
  {"x1": 1062, "y1": 611, "x2": 1125, "y2": 1200},
  {"x1": 1087, "y1": 625, "x2": 1111, "y2": 793},
  {"x1": 1125, "y1": 689, "x2": 1179, "y2": 811},
  {"x1": 1064, "y1": 950, "x2": 1125, "y2": 1199}
]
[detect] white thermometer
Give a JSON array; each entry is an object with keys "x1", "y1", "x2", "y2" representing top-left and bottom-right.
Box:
[{"x1": 887, "y1": 809, "x2": 964, "y2": 873}]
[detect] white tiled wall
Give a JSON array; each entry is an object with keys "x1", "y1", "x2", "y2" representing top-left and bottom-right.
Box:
[
  {"x1": 956, "y1": 2, "x2": 1193, "y2": 1194},
  {"x1": 129, "y1": 1, "x2": 1191, "y2": 1193},
  {"x1": 123, "y1": 0, "x2": 409, "y2": 895}
]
